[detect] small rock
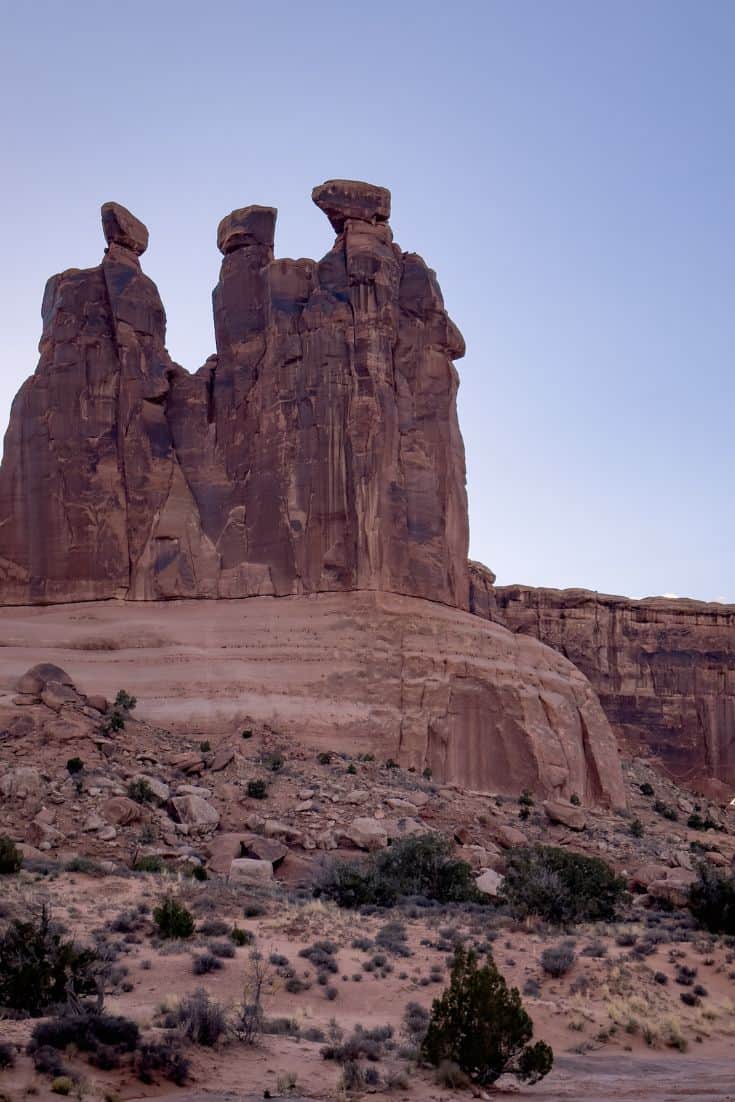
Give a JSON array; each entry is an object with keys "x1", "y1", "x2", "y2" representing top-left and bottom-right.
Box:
[
  {"x1": 209, "y1": 747, "x2": 235, "y2": 772},
  {"x1": 98, "y1": 825, "x2": 117, "y2": 842}
]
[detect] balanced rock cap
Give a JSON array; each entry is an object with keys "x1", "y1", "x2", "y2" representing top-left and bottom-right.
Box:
[
  {"x1": 101, "y1": 202, "x2": 149, "y2": 255},
  {"x1": 217, "y1": 205, "x2": 277, "y2": 255},
  {"x1": 311, "y1": 179, "x2": 391, "y2": 233}
]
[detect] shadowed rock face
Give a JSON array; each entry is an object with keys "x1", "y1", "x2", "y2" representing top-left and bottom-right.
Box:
[
  {"x1": 0, "y1": 184, "x2": 469, "y2": 606},
  {"x1": 482, "y1": 581, "x2": 735, "y2": 787}
]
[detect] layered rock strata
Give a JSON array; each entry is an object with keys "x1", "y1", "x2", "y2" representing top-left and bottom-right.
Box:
[
  {"x1": 486, "y1": 583, "x2": 735, "y2": 786},
  {"x1": 0, "y1": 184, "x2": 469, "y2": 607},
  {"x1": 0, "y1": 590, "x2": 627, "y2": 807}
]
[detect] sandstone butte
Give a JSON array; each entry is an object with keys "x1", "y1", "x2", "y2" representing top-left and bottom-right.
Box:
[{"x1": 0, "y1": 180, "x2": 730, "y2": 798}]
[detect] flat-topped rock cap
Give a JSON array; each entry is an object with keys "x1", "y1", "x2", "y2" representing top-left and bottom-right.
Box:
[
  {"x1": 312, "y1": 179, "x2": 391, "y2": 232},
  {"x1": 101, "y1": 202, "x2": 149, "y2": 255},
  {"x1": 217, "y1": 205, "x2": 277, "y2": 254}
]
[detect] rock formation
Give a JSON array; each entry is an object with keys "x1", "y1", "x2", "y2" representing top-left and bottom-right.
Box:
[
  {"x1": 483, "y1": 583, "x2": 735, "y2": 787},
  {"x1": 0, "y1": 591, "x2": 626, "y2": 807},
  {"x1": 0, "y1": 184, "x2": 469, "y2": 607}
]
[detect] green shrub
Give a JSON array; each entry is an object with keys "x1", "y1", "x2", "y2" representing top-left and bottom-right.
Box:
[
  {"x1": 319, "y1": 834, "x2": 480, "y2": 909},
  {"x1": 231, "y1": 926, "x2": 254, "y2": 946},
  {"x1": 540, "y1": 943, "x2": 575, "y2": 977},
  {"x1": 346, "y1": 763, "x2": 357, "y2": 775},
  {"x1": 639, "y1": 782, "x2": 654, "y2": 797},
  {"x1": 169, "y1": 988, "x2": 227, "y2": 1046},
  {"x1": 30, "y1": 1013, "x2": 140, "y2": 1054},
  {"x1": 630, "y1": 818, "x2": 644, "y2": 838},
  {"x1": 0, "y1": 907, "x2": 99, "y2": 1015},
  {"x1": 263, "y1": 751, "x2": 284, "y2": 772},
  {"x1": 653, "y1": 799, "x2": 678, "y2": 821},
  {"x1": 51, "y1": 1077, "x2": 73, "y2": 1095},
  {"x1": 153, "y1": 897, "x2": 195, "y2": 940},
  {"x1": 688, "y1": 864, "x2": 735, "y2": 934},
  {"x1": 501, "y1": 844, "x2": 626, "y2": 925},
  {"x1": 127, "y1": 778, "x2": 157, "y2": 804},
  {"x1": 0, "y1": 836, "x2": 22, "y2": 875},
  {"x1": 317, "y1": 751, "x2": 333, "y2": 765},
  {"x1": 199, "y1": 740, "x2": 211, "y2": 752},
  {"x1": 421, "y1": 946, "x2": 553, "y2": 1086},
  {"x1": 241, "y1": 729, "x2": 253, "y2": 739},
  {"x1": 570, "y1": 793, "x2": 581, "y2": 807},
  {"x1": 687, "y1": 812, "x2": 722, "y2": 832},
  {"x1": 101, "y1": 689, "x2": 136, "y2": 735},
  {"x1": 246, "y1": 779, "x2": 268, "y2": 800},
  {"x1": 66, "y1": 757, "x2": 84, "y2": 775},
  {"x1": 133, "y1": 855, "x2": 165, "y2": 874}
]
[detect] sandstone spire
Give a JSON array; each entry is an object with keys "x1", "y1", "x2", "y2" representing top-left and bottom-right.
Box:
[{"x1": 0, "y1": 185, "x2": 470, "y2": 607}]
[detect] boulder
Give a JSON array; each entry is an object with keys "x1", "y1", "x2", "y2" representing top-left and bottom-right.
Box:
[
  {"x1": 648, "y1": 868, "x2": 697, "y2": 908},
  {"x1": 311, "y1": 179, "x2": 391, "y2": 232},
  {"x1": 217, "y1": 205, "x2": 277, "y2": 254},
  {"x1": 238, "y1": 833, "x2": 289, "y2": 868},
  {"x1": 629, "y1": 862, "x2": 671, "y2": 891},
  {"x1": 16, "y1": 664, "x2": 74, "y2": 694},
  {"x1": 228, "y1": 857, "x2": 274, "y2": 884},
  {"x1": 101, "y1": 796, "x2": 142, "y2": 826},
  {"x1": 0, "y1": 766, "x2": 43, "y2": 800},
  {"x1": 168, "y1": 795, "x2": 220, "y2": 830},
  {"x1": 340, "y1": 817, "x2": 388, "y2": 851},
  {"x1": 494, "y1": 824, "x2": 527, "y2": 849},
  {"x1": 475, "y1": 868, "x2": 503, "y2": 897},
  {"x1": 543, "y1": 800, "x2": 587, "y2": 831},
  {"x1": 101, "y1": 201, "x2": 149, "y2": 255}
]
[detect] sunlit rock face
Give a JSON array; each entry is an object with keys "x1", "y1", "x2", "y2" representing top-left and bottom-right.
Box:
[{"x1": 0, "y1": 184, "x2": 469, "y2": 608}]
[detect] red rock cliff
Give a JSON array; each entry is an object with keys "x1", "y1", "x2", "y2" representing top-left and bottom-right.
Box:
[
  {"x1": 0, "y1": 183, "x2": 469, "y2": 607},
  {"x1": 482, "y1": 579, "x2": 735, "y2": 787}
]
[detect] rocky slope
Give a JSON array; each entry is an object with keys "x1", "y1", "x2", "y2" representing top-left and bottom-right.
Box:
[
  {"x1": 0, "y1": 184, "x2": 468, "y2": 607},
  {"x1": 484, "y1": 583, "x2": 735, "y2": 788},
  {"x1": 0, "y1": 591, "x2": 625, "y2": 807}
]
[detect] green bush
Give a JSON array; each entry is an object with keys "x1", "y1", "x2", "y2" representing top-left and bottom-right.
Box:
[
  {"x1": 630, "y1": 818, "x2": 644, "y2": 838},
  {"x1": 688, "y1": 864, "x2": 735, "y2": 934},
  {"x1": 0, "y1": 907, "x2": 99, "y2": 1015},
  {"x1": 501, "y1": 844, "x2": 626, "y2": 925},
  {"x1": 133, "y1": 855, "x2": 165, "y2": 874},
  {"x1": 246, "y1": 779, "x2": 268, "y2": 800},
  {"x1": 421, "y1": 946, "x2": 553, "y2": 1086},
  {"x1": 66, "y1": 757, "x2": 84, "y2": 775},
  {"x1": 263, "y1": 751, "x2": 284, "y2": 772},
  {"x1": 30, "y1": 1013, "x2": 140, "y2": 1054},
  {"x1": 241, "y1": 729, "x2": 253, "y2": 740},
  {"x1": 127, "y1": 778, "x2": 157, "y2": 804},
  {"x1": 653, "y1": 799, "x2": 678, "y2": 821},
  {"x1": 317, "y1": 751, "x2": 333, "y2": 765},
  {"x1": 0, "y1": 836, "x2": 22, "y2": 875},
  {"x1": 101, "y1": 689, "x2": 137, "y2": 735},
  {"x1": 639, "y1": 782, "x2": 654, "y2": 797},
  {"x1": 319, "y1": 834, "x2": 480, "y2": 908},
  {"x1": 153, "y1": 897, "x2": 195, "y2": 940}
]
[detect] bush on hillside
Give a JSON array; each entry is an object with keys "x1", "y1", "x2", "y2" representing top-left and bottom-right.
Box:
[
  {"x1": 0, "y1": 907, "x2": 99, "y2": 1015},
  {"x1": 153, "y1": 897, "x2": 195, "y2": 940},
  {"x1": 0, "y1": 836, "x2": 22, "y2": 875},
  {"x1": 688, "y1": 864, "x2": 735, "y2": 935},
  {"x1": 319, "y1": 834, "x2": 480, "y2": 909},
  {"x1": 421, "y1": 946, "x2": 553, "y2": 1086},
  {"x1": 501, "y1": 844, "x2": 626, "y2": 925}
]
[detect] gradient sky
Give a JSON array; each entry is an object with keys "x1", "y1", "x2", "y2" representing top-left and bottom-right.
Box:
[{"x1": 1, "y1": 0, "x2": 732, "y2": 602}]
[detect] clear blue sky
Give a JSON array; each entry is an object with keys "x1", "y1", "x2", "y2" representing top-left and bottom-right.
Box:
[{"x1": 1, "y1": 0, "x2": 732, "y2": 602}]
